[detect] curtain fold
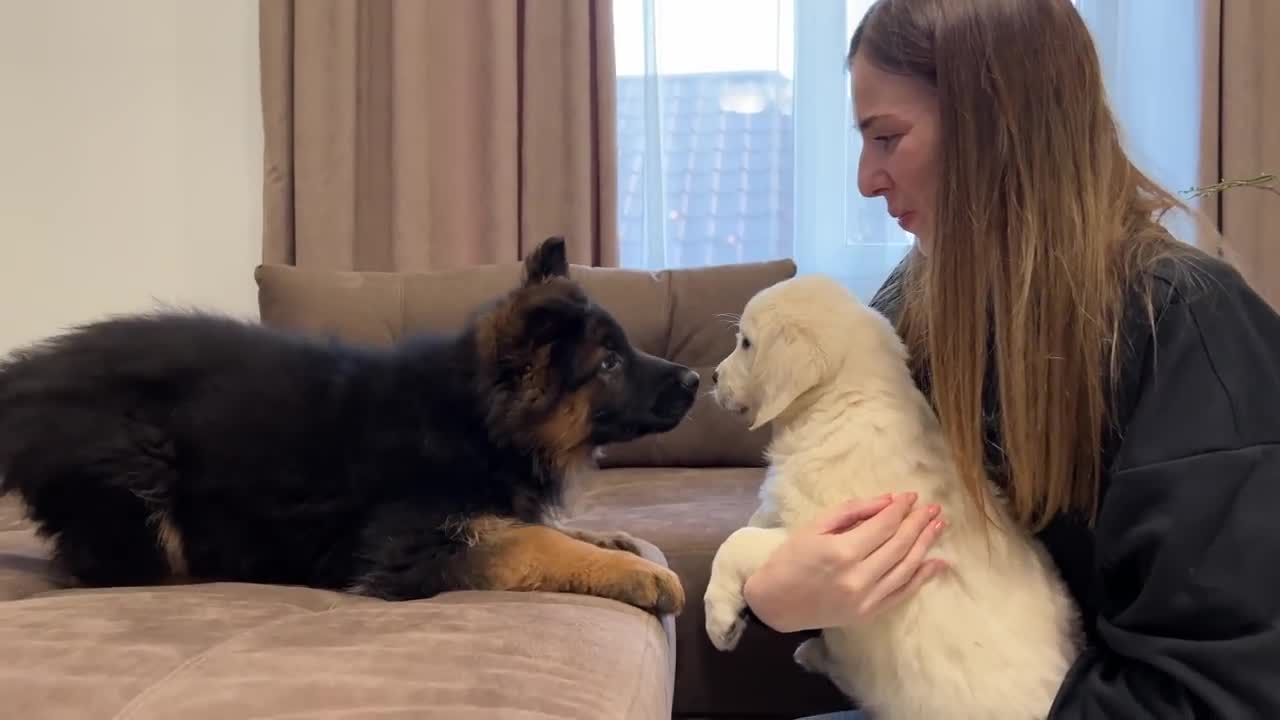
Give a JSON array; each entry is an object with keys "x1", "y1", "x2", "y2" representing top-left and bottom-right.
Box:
[{"x1": 259, "y1": 0, "x2": 618, "y2": 271}]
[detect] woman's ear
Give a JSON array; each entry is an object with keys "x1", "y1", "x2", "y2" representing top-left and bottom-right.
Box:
[{"x1": 747, "y1": 322, "x2": 825, "y2": 430}]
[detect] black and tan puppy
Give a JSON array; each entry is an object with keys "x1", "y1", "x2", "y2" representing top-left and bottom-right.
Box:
[{"x1": 0, "y1": 237, "x2": 694, "y2": 614}]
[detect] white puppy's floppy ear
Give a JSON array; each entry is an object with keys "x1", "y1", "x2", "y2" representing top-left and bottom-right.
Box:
[{"x1": 747, "y1": 320, "x2": 825, "y2": 430}]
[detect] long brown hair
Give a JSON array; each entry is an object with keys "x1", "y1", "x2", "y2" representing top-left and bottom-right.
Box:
[{"x1": 850, "y1": 0, "x2": 1193, "y2": 530}]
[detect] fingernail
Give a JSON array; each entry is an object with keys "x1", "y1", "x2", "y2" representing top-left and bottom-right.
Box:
[
  {"x1": 927, "y1": 504, "x2": 941, "y2": 517},
  {"x1": 935, "y1": 520, "x2": 947, "y2": 531},
  {"x1": 905, "y1": 492, "x2": 918, "y2": 503}
]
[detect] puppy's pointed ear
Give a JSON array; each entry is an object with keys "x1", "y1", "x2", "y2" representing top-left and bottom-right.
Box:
[
  {"x1": 523, "y1": 236, "x2": 569, "y2": 286},
  {"x1": 748, "y1": 322, "x2": 825, "y2": 430}
]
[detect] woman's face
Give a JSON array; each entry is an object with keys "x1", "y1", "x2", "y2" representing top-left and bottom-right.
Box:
[{"x1": 851, "y1": 51, "x2": 942, "y2": 254}]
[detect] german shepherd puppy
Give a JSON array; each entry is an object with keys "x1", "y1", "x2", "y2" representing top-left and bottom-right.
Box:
[{"x1": 0, "y1": 237, "x2": 694, "y2": 614}]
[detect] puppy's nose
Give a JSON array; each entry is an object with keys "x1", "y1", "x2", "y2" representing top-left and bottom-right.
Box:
[
  {"x1": 711, "y1": 369, "x2": 719, "y2": 385},
  {"x1": 678, "y1": 369, "x2": 700, "y2": 391}
]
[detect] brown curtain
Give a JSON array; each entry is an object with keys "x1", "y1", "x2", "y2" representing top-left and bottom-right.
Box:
[
  {"x1": 258, "y1": 0, "x2": 619, "y2": 271},
  {"x1": 1216, "y1": 0, "x2": 1280, "y2": 307}
]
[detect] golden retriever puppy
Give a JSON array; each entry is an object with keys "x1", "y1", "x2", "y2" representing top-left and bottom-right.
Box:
[{"x1": 703, "y1": 274, "x2": 1081, "y2": 720}]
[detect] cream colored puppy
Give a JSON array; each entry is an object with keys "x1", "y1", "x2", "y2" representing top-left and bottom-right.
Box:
[{"x1": 703, "y1": 274, "x2": 1081, "y2": 720}]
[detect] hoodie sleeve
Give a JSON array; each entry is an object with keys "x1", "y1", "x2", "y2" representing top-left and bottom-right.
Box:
[{"x1": 1048, "y1": 263, "x2": 1280, "y2": 718}]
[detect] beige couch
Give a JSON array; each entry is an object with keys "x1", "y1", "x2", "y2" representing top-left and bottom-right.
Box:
[{"x1": 0, "y1": 258, "x2": 849, "y2": 719}]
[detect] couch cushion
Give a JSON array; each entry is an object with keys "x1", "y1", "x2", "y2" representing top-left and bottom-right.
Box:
[
  {"x1": 0, "y1": 496, "x2": 677, "y2": 720},
  {"x1": 563, "y1": 468, "x2": 850, "y2": 719},
  {"x1": 0, "y1": 588, "x2": 675, "y2": 720},
  {"x1": 255, "y1": 258, "x2": 795, "y2": 468}
]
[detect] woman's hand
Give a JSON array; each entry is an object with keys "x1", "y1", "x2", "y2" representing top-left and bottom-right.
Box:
[{"x1": 742, "y1": 492, "x2": 948, "y2": 633}]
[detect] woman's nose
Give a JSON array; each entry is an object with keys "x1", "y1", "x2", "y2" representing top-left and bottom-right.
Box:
[{"x1": 857, "y1": 152, "x2": 890, "y2": 198}]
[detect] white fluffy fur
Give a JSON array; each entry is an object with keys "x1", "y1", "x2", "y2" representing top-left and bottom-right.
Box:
[{"x1": 703, "y1": 274, "x2": 1082, "y2": 720}]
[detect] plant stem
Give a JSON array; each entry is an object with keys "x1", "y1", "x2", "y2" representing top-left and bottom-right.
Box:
[{"x1": 1185, "y1": 173, "x2": 1280, "y2": 200}]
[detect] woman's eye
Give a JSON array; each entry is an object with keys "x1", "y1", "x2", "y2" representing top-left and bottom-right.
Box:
[{"x1": 875, "y1": 134, "x2": 901, "y2": 148}]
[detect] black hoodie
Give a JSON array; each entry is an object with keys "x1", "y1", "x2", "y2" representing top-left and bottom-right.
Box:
[{"x1": 870, "y1": 250, "x2": 1280, "y2": 718}]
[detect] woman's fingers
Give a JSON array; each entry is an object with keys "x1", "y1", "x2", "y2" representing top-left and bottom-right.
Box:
[
  {"x1": 837, "y1": 492, "x2": 920, "y2": 554},
  {"x1": 854, "y1": 500, "x2": 942, "y2": 585},
  {"x1": 857, "y1": 516, "x2": 948, "y2": 615},
  {"x1": 809, "y1": 494, "x2": 895, "y2": 535}
]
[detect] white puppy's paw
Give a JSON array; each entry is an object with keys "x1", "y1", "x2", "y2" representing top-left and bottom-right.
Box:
[
  {"x1": 703, "y1": 584, "x2": 748, "y2": 651},
  {"x1": 794, "y1": 637, "x2": 831, "y2": 674}
]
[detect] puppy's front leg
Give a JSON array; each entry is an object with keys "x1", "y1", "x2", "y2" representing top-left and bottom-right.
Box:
[
  {"x1": 464, "y1": 517, "x2": 684, "y2": 615},
  {"x1": 541, "y1": 508, "x2": 647, "y2": 556},
  {"x1": 704, "y1": 526, "x2": 788, "y2": 651}
]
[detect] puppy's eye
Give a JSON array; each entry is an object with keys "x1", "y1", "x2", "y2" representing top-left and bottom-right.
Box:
[
  {"x1": 740, "y1": 336, "x2": 751, "y2": 350},
  {"x1": 599, "y1": 353, "x2": 621, "y2": 372}
]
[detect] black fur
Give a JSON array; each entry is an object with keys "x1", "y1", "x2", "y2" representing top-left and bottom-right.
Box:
[{"x1": 0, "y1": 237, "x2": 698, "y2": 600}]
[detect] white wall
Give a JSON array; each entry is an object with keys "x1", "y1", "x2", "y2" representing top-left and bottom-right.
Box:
[{"x1": 0, "y1": 0, "x2": 263, "y2": 353}]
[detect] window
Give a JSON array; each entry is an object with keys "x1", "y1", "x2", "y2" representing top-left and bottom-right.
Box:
[
  {"x1": 613, "y1": 0, "x2": 1208, "y2": 300},
  {"x1": 614, "y1": 0, "x2": 901, "y2": 301}
]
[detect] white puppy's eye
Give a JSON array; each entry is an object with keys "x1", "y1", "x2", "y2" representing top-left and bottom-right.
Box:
[{"x1": 740, "y1": 335, "x2": 751, "y2": 350}]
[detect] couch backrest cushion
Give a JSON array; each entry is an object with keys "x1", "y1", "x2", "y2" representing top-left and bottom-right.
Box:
[{"x1": 255, "y1": 258, "x2": 796, "y2": 468}]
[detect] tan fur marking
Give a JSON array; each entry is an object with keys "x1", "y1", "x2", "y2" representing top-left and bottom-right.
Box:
[
  {"x1": 524, "y1": 346, "x2": 554, "y2": 392},
  {"x1": 463, "y1": 516, "x2": 684, "y2": 615},
  {"x1": 534, "y1": 387, "x2": 594, "y2": 472},
  {"x1": 151, "y1": 512, "x2": 189, "y2": 577},
  {"x1": 444, "y1": 514, "x2": 511, "y2": 548}
]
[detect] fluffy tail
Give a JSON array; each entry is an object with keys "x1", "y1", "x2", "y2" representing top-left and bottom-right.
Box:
[
  {"x1": 0, "y1": 313, "x2": 208, "y2": 495},
  {"x1": 0, "y1": 330, "x2": 134, "y2": 499}
]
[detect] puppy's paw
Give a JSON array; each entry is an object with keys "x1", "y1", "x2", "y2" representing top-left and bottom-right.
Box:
[
  {"x1": 703, "y1": 584, "x2": 748, "y2": 651},
  {"x1": 598, "y1": 556, "x2": 685, "y2": 616},
  {"x1": 623, "y1": 563, "x2": 685, "y2": 615},
  {"x1": 794, "y1": 637, "x2": 830, "y2": 674}
]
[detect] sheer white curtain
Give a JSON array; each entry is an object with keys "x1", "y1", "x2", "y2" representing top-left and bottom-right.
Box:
[
  {"x1": 1076, "y1": 0, "x2": 1216, "y2": 247},
  {"x1": 613, "y1": 0, "x2": 1212, "y2": 298}
]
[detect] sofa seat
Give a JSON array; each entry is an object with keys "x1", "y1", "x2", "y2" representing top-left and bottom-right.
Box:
[
  {"x1": 566, "y1": 468, "x2": 850, "y2": 719},
  {"x1": 0, "y1": 498, "x2": 676, "y2": 720}
]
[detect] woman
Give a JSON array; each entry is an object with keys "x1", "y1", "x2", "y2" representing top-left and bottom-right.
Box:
[{"x1": 743, "y1": 0, "x2": 1280, "y2": 717}]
